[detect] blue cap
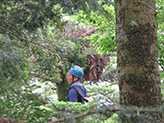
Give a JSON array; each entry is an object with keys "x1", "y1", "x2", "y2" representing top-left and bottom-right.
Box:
[{"x1": 69, "y1": 65, "x2": 84, "y2": 78}]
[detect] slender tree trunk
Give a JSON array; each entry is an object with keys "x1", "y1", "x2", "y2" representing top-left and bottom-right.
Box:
[
  {"x1": 56, "y1": 79, "x2": 69, "y2": 101},
  {"x1": 114, "y1": 0, "x2": 162, "y2": 112},
  {"x1": 56, "y1": 67, "x2": 69, "y2": 101}
]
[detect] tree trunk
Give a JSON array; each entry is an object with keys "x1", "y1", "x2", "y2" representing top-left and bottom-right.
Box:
[
  {"x1": 114, "y1": 0, "x2": 162, "y2": 110},
  {"x1": 56, "y1": 79, "x2": 69, "y2": 101},
  {"x1": 56, "y1": 67, "x2": 69, "y2": 101}
]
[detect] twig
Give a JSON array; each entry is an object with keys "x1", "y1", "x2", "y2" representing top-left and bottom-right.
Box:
[
  {"x1": 30, "y1": 72, "x2": 59, "y2": 81},
  {"x1": 158, "y1": 60, "x2": 164, "y2": 70},
  {"x1": 82, "y1": 44, "x2": 95, "y2": 59},
  {"x1": 106, "y1": 81, "x2": 119, "y2": 87},
  {"x1": 82, "y1": 27, "x2": 100, "y2": 37}
]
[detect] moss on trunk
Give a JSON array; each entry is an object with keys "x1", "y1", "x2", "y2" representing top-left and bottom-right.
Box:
[
  {"x1": 114, "y1": 0, "x2": 163, "y2": 121},
  {"x1": 56, "y1": 79, "x2": 69, "y2": 101},
  {"x1": 56, "y1": 67, "x2": 69, "y2": 101},
  {"x1": 115, "y1": 0, "x2": 162, "y2": 108}
]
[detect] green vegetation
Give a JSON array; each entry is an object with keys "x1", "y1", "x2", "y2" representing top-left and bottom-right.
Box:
[{"x1": 0, "y1": 0, "x2": 164, "y2": 123}]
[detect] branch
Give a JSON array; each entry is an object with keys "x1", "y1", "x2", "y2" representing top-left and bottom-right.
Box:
[
  {"x1": 98, "y1": 91, "x2": 119, "y2": 106},
  {"x1": 0, "y1": 117, "x2": 26, "y2": 123},
  {"x1": 82, "y1": 27, "x2": 100, "y2": 37},
  {"x1": 30, "y1": 72, "x2": 59, "y2": 81},
  {"x1": 106, "y1": 81, "x2": 119, "y2": 86},
  {"x1": 158, "y1": 60, "x2": 164, "y2": 70},
  {"x1": 82, "y1": 44, "x2": 95, "y2": 59},
  {"x1": 48, "y1": 112, "x2": 91, "y2": 123},
  {"x1": 8, "y1": 71, "x2": 25, "y2": 88},
  {"x1": 0, "y1": 26, "x2": 59, "y2": 58},
  {"x1": 48, "y1": 107, "x2": 162, "y2": 123}
]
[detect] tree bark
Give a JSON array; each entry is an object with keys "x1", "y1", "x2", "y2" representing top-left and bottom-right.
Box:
[
  {"x1": 115, "y1": 0, "x2": 162, "y2": 108},
  {"x1": 114, "y1": 1, "x2": 163, "y2": 121},
  {"x1": 56, "y1": 80, "x2": 68, "y2": 101},
  {"x1": 56, "y1": 67, "x2": 69, "y2": 101}
]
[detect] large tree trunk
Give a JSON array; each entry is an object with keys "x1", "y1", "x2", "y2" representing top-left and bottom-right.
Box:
[{"x1": 115, "y1": 0, "x2": 162, "y2": 108}]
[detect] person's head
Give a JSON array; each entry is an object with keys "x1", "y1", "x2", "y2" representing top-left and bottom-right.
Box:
[{"x1": 67, "y1": 65, "x2": 84, "y2": 85}]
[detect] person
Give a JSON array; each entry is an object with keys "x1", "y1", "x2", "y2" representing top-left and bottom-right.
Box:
[{"x1": 66, "y1": 65, "x2": 87, "y2": 104}]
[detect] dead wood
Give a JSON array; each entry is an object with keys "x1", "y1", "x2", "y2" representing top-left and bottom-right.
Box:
[{"x1": 71, "y1": 27, "x2": 110, "y2": 83}]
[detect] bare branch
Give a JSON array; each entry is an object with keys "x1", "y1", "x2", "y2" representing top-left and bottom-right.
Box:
[
  {"x1": 82, "y1": 27, "x2": 100, "y2": 37},
  {"x1": 106, "y1": 81, "x2": 119, "y2": 87}
]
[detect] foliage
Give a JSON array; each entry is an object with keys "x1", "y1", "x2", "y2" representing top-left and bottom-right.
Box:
[
  {"x1": 71, "y1": 4, "x2": 116, "y2": 54},
  {"x1": 101, "y1": 56, "x2": 117, "y2": 82},
  {"x1": 0, "y1": 0, "x2": 164, "y2": 123},
  {"x1": 0, "y1": 0, "x2": 109, "y2": 122},
  {"x1": 157, "y1": 0, "x2": 164, "y2": 79},
  {"x1": 0, "y1": 35, "x2": 31, "y2": 85},
  {"x1": 0, "y1": 0, "x2": 87, "y2": 122}
]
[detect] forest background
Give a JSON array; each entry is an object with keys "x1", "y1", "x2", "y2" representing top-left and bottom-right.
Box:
[{"x1": 0, "y1": 0, "x2": 164, "y2": 123}]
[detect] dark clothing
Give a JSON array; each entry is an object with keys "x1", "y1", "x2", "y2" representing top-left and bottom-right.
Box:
[{"x1": 67, "y1": 83, "x2": 87, "y2": 103}]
